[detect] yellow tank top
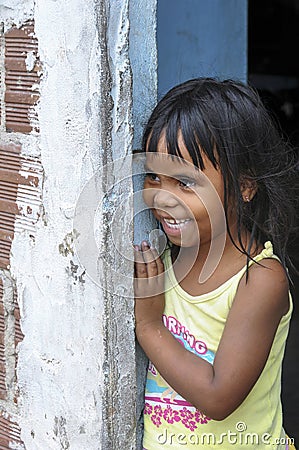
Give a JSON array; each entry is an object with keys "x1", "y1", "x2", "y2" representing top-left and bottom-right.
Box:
[{"x1": 143, "y1": 241, "x2": 293, "y2": 450}]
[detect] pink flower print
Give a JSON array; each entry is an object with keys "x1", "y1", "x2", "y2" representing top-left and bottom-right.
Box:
[
  {"x1": 154, "y1": 405, "x2": 163, "y2": 417},
  {"x1": 163, "y1": 405, "x2": 181, "y2": 424},
  {"x1": 182, "y1": 418, "x2": 197, "y2": 431},
  {"x1": 180, "y1": 408, "x2": 197, "y2": 431},
  {"x1": 148, "y1": 362, "x2": 157, "y2": 376},
  {"x1": 151, "y1": 414, "x2": 162, "y2": 427},
  {"x1": 179, "y1": 407, "x2": 193, "y2": 420},
  {"x1": 194, "y1": 410, "x2": 211, "y2": 424},
  {"x1": 144, "y1": 403, "x2": 152, "y2": 415}
]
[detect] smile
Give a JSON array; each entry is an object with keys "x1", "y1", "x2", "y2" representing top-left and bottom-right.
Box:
[{"x1": 163, "y1": 218, "x2": 192, "y2": 230}]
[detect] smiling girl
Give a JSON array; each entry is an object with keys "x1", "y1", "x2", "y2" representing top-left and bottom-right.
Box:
[{"x1": 134, "y1": 78, "x2": 297, "y2": 449}]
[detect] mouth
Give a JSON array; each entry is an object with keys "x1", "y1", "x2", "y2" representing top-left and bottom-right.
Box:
[{"x1": 161, "y1": 217, "x2": 192, "y2": 235}]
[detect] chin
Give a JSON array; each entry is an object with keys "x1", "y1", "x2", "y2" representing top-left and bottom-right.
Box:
[{"x1": 168, "y1": 236, "x2": 199, "y2": 249}]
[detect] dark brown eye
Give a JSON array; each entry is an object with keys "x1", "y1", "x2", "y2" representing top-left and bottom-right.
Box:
[
  {"x1": 146, "y1": 172, "x2": 160, "y2": 182},
  {"x1": 178, "y1": 177, "x2": 196, "y2": 188}
]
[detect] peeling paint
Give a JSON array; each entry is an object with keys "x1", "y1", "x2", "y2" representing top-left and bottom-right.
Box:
[
  {"x1": 2, "y1": 0, "x2": 158, "y2": 448},
  {"x1": 25, "y1": 50, "x2": 36, "y2": 72},
  {"x1": 0, "y1": 0, "x2": 35, "y2": 31},
  {"x1": 53, "y1": 416, "x2": 70, "y2": 449},
  {"x1": 58, "y1": 231, "x2": 79, "y2": 257},
  {"x1": 8, "y1": 1, "x2": 105, "y2": 448},
  {"x1": 65, "y1": 260, "x2": 86, "y2": 284}
]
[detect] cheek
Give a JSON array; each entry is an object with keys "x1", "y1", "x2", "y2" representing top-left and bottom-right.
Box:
[
  {"x1": 142, "y1": 186, "x2": 153, "y2": 207},
  {"x1": 183, "y1": 194, "x2": 206, "y2": 220}
]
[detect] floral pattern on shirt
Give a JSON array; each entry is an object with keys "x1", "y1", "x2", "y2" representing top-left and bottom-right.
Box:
[{"x1": 144, "y1": 402, "x2": 211, "y2": 430}]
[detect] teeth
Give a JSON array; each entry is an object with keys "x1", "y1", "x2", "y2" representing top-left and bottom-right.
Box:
[
  {"x1": 164, "y1": 218, "x2": 190, "y2": 227},
  {"x1": 164, "y1": 218, "x2": 188, "y2": 224}
]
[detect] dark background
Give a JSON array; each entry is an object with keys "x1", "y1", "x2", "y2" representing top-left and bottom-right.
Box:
[{"x1": 249, "y1": 0, "x2": 299, "y2": 444}]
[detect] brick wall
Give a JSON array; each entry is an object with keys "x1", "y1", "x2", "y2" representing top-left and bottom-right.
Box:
[{"x1": 0, "y1": 20, "x2": 42, "y2": 449}]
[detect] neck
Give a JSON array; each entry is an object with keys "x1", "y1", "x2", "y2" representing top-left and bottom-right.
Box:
[{"x1": 172, "y1": 227, "x2": 251, "y2": 276}]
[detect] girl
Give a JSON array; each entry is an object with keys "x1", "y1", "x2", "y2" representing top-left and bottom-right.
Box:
[{"x1": 134, "y1": 78, "x2": 298, "y2": 449}]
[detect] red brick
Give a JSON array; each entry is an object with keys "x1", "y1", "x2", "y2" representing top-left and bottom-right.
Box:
[
  {"x1": 4, "y1": 21, "x2": 40, "y2": 134},
  {"x1": 0, "y1": 411, "x2": 24, "y2": 449}
]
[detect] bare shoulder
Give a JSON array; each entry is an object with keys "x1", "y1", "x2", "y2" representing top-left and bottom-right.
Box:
[
  {"x1": 247, "y1": 257, "x2": 289, "y2": 293},
  {"x1": 237, "y1": 257, "x2": 290, "y2": 316}
]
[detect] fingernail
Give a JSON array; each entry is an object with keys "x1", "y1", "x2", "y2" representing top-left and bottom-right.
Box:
[
  {"x1": 142, "y1": 240, "x2": 149, "y2": 248},
  {"x1": 134, "y1": 245, "x2": 139, "y2": 251}
]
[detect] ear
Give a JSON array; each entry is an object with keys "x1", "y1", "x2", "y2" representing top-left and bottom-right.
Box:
[{"x1": 240, "y1": 176, "x2": 257, "y2": 203}]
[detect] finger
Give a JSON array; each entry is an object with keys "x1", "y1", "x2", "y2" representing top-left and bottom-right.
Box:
[
  {"x1": 134, "y1": 245, "x2": 148, "y2": 279},
  {"x1": 141, "y1": 241, "x2": 160, "y2": 278},
  {"x1": 141, "y1": 241, "x2": 164, "y2": 269},
  {"x1": 149, "y1": 246, "x2": 164, "y2": 274}
]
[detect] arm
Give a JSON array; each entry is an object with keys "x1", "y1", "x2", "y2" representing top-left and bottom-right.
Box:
[{"x1": 135, "y1": 243, "x2": 289, "y2": 420}]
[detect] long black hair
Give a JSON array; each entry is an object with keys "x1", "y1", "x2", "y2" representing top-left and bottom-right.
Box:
[{"x1": 142, "y1": 77, "x2": 298, "y2": 274}]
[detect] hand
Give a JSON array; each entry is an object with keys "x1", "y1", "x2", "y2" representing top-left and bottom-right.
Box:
[{"x1": 134, "y1": 241, "x2": 165, "y2": 330}]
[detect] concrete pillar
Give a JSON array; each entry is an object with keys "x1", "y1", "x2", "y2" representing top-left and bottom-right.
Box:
[{"x1": 0, "y1": 0, "x2": 157, "y2": 448}]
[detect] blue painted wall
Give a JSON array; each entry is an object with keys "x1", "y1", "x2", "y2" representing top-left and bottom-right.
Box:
[{"x1": 157, "y1": 0, "x2": 248, "y2": 97}]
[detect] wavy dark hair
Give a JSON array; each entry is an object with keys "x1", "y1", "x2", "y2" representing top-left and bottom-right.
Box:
[{"x1": 142, "y1": 77, "x2": 298, "y2": 276}]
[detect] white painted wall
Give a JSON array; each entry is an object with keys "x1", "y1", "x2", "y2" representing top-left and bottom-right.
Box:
[
  {"x1": 0, "y1": 0, "x2": 158, "y2": 447},
  {"x1": 0, "y1": 0, "x2": 157, "y2": 448},
  {"x1": 8, "y1": 1, "x2": 105, "y2": 448},
  {"x1": 0, "y1": 0, "x2": 34, "y2": 30}
]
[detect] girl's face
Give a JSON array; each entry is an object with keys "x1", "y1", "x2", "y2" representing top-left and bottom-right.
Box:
[{"x1": 143, "y1": 132, "x2": 228, "y2": 249}]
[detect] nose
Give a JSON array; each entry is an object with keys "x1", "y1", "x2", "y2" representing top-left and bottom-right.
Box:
[{"x1": 153, "y1": 188, "x2": 179, "y2": 209}]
